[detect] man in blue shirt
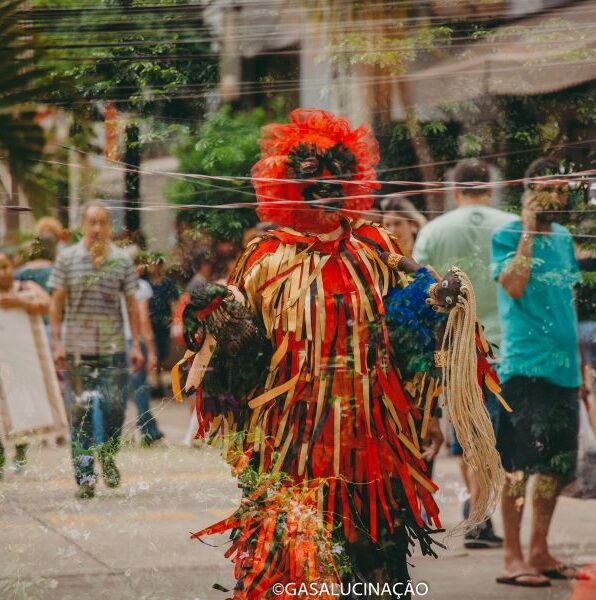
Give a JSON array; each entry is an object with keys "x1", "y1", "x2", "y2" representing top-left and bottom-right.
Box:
[{"x1": 492, "y1": 158, "x2": 581, "y2": 588}]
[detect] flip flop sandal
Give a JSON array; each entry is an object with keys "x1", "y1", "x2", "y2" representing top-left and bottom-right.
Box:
[
  {"x1": 496, "y1": 573, "x2": 552, "y2": 588},
  {"x1": 540, "y1": 565, "x2": 578, "y2": 580}
]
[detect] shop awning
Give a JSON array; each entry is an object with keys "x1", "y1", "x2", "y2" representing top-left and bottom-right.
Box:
[{"x1": 392, "y1": 0, "x2": 596, "y2": 116}]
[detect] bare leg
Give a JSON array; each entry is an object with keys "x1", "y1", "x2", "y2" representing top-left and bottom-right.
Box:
[
  {"x1": 460, "y1": 460, "x2": 480, "y2": 514},
  {"x1": 500, "y1": 471, "x2": 549, "y2": 584},
  {"x1": 528, "y1": 474, "x2": 568, "y2": 572},
  {"x1": 585, "y1": 365, "x2": 596, "y2": 431},
  {"x1": 459, "y1": 457, "x2": 471, "y2": 492}
]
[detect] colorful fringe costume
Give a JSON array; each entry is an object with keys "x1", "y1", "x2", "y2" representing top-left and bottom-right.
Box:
[{"x1": 173, "y1": 109, "x2": 504, "y2": 599}]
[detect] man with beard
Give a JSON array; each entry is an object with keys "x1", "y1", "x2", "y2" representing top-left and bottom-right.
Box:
[
  {"x1": 50, "y1": 201, "x2": 143, "y2": 498},
  {"x1": 492, "y1": 158, "x2": 582, "y2": 587}
]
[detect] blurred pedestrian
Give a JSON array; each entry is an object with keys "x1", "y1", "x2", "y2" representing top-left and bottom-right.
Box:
[
  {"x1": 242, "y1": 222, "x2": 278, "y2": 249},
  {"x1": 172, "y1": 245, "x2": 215, "y2": 446},
  {"x1": 34, "y1": 216, "x2": 68, "y2": 252},
  {"x1": 49, "y1": 201, "x2": 143, "y2": 499},
  {"x1": 575, "y1": 220, "x2": 596, "y2": 428},
  {"x1": 15, "y1": 234, "x2": 57, "y2": 294},
  {"x1": 413, "y1": 158, "x2": 515, "y2": 549},
  {"x1": 186, "y1": 244, "x2": 215, "y2": 294},
  {"x1": 167, "y1": 211, "x2": 199, "y2": 286},
  {"x1": 147, "y1": 254, "x2": 179, "y2": 397},
  {"x1": 125, "y1": 253, "x2": 163, "y2": 446},
  {"x1": 381, "y1": 195, "x2": 427, "y2": 255},
  {"x1": 18, "y1": 225, "x2": 69, "y2": 446},
  {"x1": 492, "y1": 158, "x2": 581, "y2": 587},
  {"x1": 211, "y1": 240, "x2": 242, "y2": 284},
  {"x1": 0, "y1": 250, "x2": 50, "y2": 477}
]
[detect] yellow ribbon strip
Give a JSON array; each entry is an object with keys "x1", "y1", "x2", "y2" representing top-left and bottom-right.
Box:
[
  {"x1": 171, "y1": 350, "x2": 195, "y2": 403},
  {"x1": 407, "y1": 464, "x2": 439, "y2": 493},
  {"x1": 485, "y1": 374, "x2": 513, "y2": 412},
  {"x1": 248, "y1": 372, "x2": 301, "y2": 409}
]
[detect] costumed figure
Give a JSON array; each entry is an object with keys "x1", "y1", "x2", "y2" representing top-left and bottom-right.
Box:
[{"x1": 172, "y1": 109, "x2": 509, "y2": 599}]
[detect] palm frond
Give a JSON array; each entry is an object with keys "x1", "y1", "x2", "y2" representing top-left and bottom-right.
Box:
[{"x1": 0, "y1": 0, "x2": 53, "y2": 216}]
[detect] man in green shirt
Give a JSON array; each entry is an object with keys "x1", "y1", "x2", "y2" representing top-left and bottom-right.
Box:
[
  {"x1": 414, "y1": 160, "x2": 516, "y2": 352},
  {"x1": 414, "y1": 158, "x2": 515, "y2": 549}
]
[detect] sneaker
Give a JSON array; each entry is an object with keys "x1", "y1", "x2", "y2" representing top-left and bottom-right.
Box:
[
  {"x1": 484, "y1": 518, "x2": 503, "y2": 543},
  {"x1": 75, "y1": 482, "x2": 96, "y2": 499},
  {"x1": 139, "y1": 431, "x2": 165, "y2": 448},
  {"x1": 9, "y1": 461, "x2": 26, "y2": 474},
  {"x1": 98, "y1": 451, "x2": 120, "y2": 488},
  {"x1": 10, "y1": 442, "x2": 29, "y2": 474},
  {"x1": 464, "y1": 521, "x2": 503, "y2": 549}
]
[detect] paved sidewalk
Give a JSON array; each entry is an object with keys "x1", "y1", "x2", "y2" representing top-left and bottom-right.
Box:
[{"x1": 1, "y1": 399, "x2": 595, "y2": 600}]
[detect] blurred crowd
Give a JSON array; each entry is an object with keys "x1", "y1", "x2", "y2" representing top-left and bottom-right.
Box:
[{"x1": 1, "y1": 155, "x2": 595, "y2": 587}]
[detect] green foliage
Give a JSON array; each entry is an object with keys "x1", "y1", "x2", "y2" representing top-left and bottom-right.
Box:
[
  {"x1": 24, "y1": 0, "x2": 218, "y2": 218},
  {"x1": 377, "y1": 120, "x2": 460, "y2": 201},
  {"x1": 324, "y1": 4, "x2": 595, "y2": 221},
  {"x1": 0, "y1": 0, "x2": 55, "y2": 215},
  {"x1": 496, "y1": 86, "x2": 596, "y2": 208},
  {"x1": 167, "y1": 105, "x2": 285, "y2": 242},
  {"x1": 37, "y1": 0, "x2": 218, "y2": 121},
  {"x1": 380, "y1": 83, "x2": 596, "y2": 216},
  {"x1": 332, "y1": 24, "x2": 452, "y2": 74}
]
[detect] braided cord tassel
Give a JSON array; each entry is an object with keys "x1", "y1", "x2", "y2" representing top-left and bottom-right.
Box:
[{"x1": 440, "y1": 269, "x2": 505, "y2": 531}]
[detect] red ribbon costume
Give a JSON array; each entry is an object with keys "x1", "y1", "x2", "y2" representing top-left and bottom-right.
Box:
[{"x1": 173, "y1": 109, "x2": 502, "y2": 599}]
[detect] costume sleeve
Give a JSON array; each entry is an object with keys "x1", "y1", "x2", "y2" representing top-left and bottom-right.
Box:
[
  {"x1": 354, "y1": 224, "x2": 444, "y2": 371},
  {"x1": 491, "y1": 224, "x2": 518, "y2": 281},
  {"x1": 172, "y1": 283, "x2": 272, "y2": 448},
  {"x1": 384, "y1": 267, "x2": 445, "y2": 376},
  {"x1": 230, "y1": 236, "x2": 280, "y2": 321}
]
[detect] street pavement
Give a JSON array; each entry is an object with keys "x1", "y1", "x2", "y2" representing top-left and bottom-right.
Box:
[{"x1": 1, "y1": 398, "x2": 595, "y2": 600}]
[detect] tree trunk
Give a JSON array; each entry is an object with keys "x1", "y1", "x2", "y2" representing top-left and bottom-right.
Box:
[
  {"x1": 124, "y1": 123, "x2": 140, "y2": 233},
  {"x1": 56, "y1": 146, "x2": 70, "y2": 227},
  {"x1": 396, "y1": 79, "x2": 443, "y2": 215},
  {"x1": 5, "y1": 172, "x2": 20, "y2": 239}
]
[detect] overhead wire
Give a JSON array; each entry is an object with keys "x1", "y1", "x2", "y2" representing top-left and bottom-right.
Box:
[
  {"x1": 23, "y1": 20, "x2": 596, "y2": 49},
  {"x1": 42, "y1": 141, "x2": 596, "y2": 200},
  {"x1": 30, "y1": 57, "x2": 596, "y2": 107},
  {"x1": 20, "y1": 0, "x2": 590, "y2": 23},
  {"x1": 3, "y1": 1, "x2": 594, "y2": 240}
]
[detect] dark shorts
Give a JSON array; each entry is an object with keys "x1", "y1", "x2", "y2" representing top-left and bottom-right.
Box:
[
  {"x1": 450, "y1": 384, "x2": 501, "y2": 456},
  {"x1": 496, "y1": 376, "x2": 579, "y2": 483}
]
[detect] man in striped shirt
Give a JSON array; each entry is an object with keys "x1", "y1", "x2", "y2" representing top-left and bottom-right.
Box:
[{"x1": 50, "y1": 201, "x2": 143, "y2": 499}]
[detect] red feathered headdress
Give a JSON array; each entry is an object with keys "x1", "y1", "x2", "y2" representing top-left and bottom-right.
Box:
[{"x1": 252, "y1": 108, "x2": 381, "y2": 233}]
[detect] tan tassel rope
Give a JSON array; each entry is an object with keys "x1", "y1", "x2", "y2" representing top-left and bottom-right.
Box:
[{"x1": 439, "y1": 269, "x2": 505, "y2": 531}]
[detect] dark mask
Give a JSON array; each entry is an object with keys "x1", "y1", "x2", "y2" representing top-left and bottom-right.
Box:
[{"x1": 287, "y1": 143, "x2": 357, "y2": 212}]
